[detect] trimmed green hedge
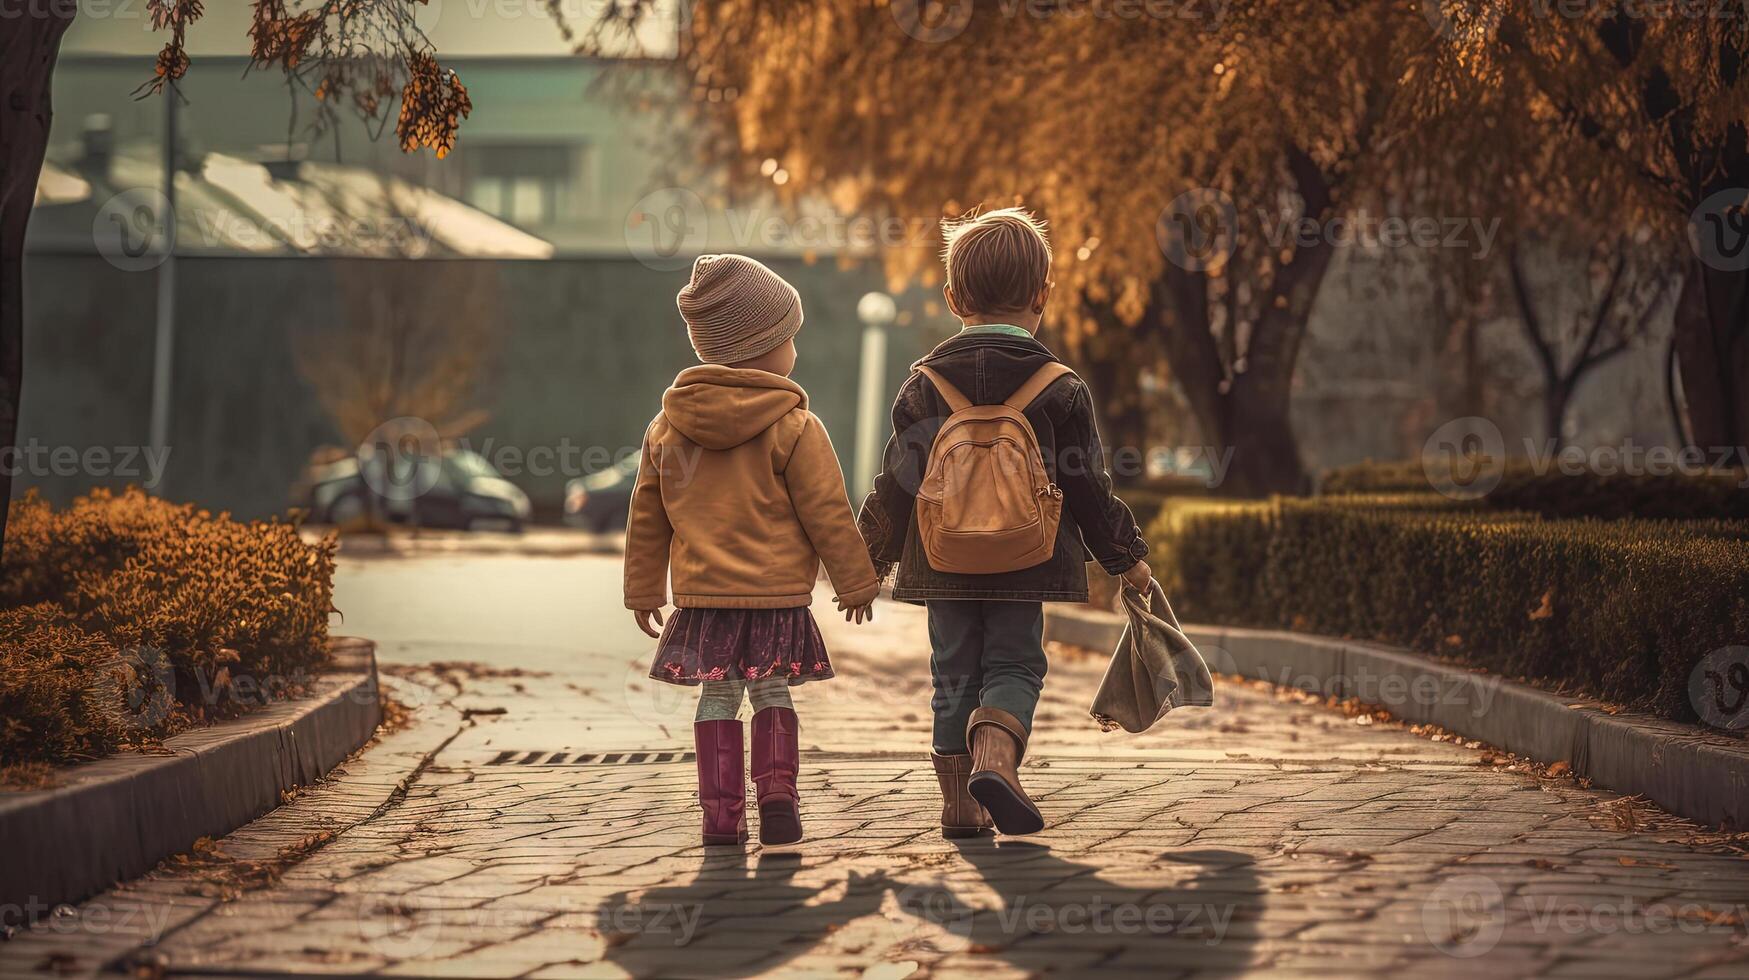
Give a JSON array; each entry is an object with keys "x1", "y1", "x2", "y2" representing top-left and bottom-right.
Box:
[
  {"x1": 1, "y1": 489, "x2": 337, "y2": 767},
  {"x1": 1149, "y1": 496, "x2": 1749, "y2": 722},
  {"x1": 1322, "y1": 459, "x2": 1749, "y2": 520}
]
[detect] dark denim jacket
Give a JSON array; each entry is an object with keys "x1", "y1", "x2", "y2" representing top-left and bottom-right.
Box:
[{"x1": 857, "y1": 330, "x2": 1149, "y2": 603}]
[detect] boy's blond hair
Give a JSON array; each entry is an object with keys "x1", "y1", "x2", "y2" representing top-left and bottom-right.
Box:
[{"x1": 940, "y1": 207, "x2": 1052, "y2": 316}]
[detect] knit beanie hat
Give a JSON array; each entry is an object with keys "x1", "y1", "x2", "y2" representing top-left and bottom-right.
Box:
[{"x1": 676, "y1": 254, "x2": 804, "y2": 364}]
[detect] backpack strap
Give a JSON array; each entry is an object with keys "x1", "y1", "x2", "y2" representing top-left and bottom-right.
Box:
[
  {"x1": 1002, "y1": 362, "x2": 1074, "y2": 412},
  {"x1": 914, "y1": 365, "x2": 972, "y2": 413}
]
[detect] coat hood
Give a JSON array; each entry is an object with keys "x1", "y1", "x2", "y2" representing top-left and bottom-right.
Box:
[{"x1": 662, "y1": 366, "x2": 807, "y2": 450}]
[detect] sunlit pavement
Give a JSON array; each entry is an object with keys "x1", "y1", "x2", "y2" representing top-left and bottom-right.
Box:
[{"x1": 7, "y1": 545, "x2": 1749, "y2": 978}]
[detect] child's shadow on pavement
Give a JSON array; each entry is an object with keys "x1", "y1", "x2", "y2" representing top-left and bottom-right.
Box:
[
  {"x1": 898, "y1": 840, "x2": 1263, "y2": 975},
  {"x1": 597, "y1": 851, "x2": 897, "y2": 979},
  {"x1": 597, "y1": 844, "x2": 1261, "y2": 977}
]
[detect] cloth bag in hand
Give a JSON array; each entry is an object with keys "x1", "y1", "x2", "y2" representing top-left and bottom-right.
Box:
[{"x1": 1090, "y1": 579, "x2": 1214, "y2": 733}]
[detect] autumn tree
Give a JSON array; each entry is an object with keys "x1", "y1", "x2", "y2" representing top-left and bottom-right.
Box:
[
  {"x1": 1463, "y1": 4, "x2": 1749, "y2": 451},
  {"x1": 566, "y1": 0, "x2": 1478, "y2": 495},
  {"x1": 1504, "y1": 237, "x2": 1676, "y2": 447}
]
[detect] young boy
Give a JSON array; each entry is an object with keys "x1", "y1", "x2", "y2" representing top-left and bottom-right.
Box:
[{"x1": 857, "y1": 208, "x2": 1152, "y2": 837}]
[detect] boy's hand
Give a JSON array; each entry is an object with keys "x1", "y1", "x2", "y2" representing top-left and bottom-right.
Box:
[
  {"x1": 632, "y1": 608, "x2": 665, "y2": 638},
  {"x1": 1121, "y1": 559, "x2": 1154, "y2": 594},
  {"x1": 838, "y1": 599, "x2": 875, "y2": 625}
]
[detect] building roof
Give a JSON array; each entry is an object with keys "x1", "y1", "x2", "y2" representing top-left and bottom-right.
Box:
[{"x1": 29, "y1": 148, "x2": 555, "y2": 259}]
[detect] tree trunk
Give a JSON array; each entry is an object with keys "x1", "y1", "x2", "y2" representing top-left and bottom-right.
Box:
[
  {"x1": 0, "y1": 5, "x2": 75, "y2": 560},
  {"x1": 1147, "y1": 261, "x2": 1316, "y2": 498},
  {"x1": 1068, "y1": 298, "x2": 1155, "y2": 485},
  {"x1": 1142, "y1": 146, "x2": 1334, "y2": 498},
  {"x1": 1672, "y1": 257, "x2": 1748, "y2": 451},
  {"x1": 1543, "y1": 381, "x2": 1572, "y2": 451}
]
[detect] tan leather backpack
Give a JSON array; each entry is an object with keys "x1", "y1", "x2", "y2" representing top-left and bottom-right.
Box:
[{"x1": 913, "y1": 361, "x2": 1074, "y2": 574}]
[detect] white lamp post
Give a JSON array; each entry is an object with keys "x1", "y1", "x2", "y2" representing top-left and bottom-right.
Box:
[{"x1": 853, "y1": 291, "x2": 898, "y2": 498}]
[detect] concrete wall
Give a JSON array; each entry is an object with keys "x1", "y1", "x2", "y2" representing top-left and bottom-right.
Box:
[{"x1": 15, "y1": 254, "x2": 948, "y2": 517}]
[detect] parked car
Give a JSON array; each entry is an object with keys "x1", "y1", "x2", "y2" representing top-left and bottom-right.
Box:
[
  {"x1": 302, "y1": 446, "x2": 531, "y2": 532},
  {"x1": 563, "y1": 453, "x2": 639, "y2": 533}
]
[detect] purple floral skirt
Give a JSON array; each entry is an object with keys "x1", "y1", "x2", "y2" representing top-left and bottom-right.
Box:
[{"x1": 650, "y1": 607, "x2": 834, "y2": 686}]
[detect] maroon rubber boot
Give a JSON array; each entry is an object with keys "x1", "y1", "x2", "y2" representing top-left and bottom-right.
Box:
[
  {"x1": 751, "y1": 706, "x2": 802, "y2": 845},
  {"x1": 694, "y1": 719, "x2": 748, "y2": 845}
]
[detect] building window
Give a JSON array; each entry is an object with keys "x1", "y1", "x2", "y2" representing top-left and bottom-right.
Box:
[{"x1": 463, "y1": 143, "x2": 593, "y2": 226}]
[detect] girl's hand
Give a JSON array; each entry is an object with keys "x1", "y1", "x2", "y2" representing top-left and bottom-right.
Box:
[
  {"x1": 633, "y1": 608, "x2": 665, "y2": 638},
  {"x1": 841, "y1": 601, "x2": 875, "y2": 625}
]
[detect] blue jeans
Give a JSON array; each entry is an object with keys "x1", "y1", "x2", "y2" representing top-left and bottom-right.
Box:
[{"x1": 926, "y1": 600, "x2": 1047, "y2": 755}]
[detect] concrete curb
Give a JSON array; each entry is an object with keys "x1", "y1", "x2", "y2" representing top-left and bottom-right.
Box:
[
  {"x1": 0, "y1": 636, "x2": 381, "y2": 922},
  {"x1": 1044, "y1": 607, "x2": 1749, "y2": 829}
]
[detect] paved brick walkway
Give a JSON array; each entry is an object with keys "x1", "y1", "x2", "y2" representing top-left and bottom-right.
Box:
[{"x1": 6, "y1": 576, "x2": 1749, "y2": 978}]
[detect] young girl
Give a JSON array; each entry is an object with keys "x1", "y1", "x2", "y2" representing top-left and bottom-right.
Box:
[{"x1": 625, "y1": 253, "x2": 878, "y2": 846}]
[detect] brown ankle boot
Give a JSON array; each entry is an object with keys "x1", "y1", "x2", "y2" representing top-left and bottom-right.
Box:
[
  {"x1": 966, "y1": 707, "x2": 1044, "y2": 835},
  {"x1": 931, "y1": 752, "x2": 993, "y2": 838}
]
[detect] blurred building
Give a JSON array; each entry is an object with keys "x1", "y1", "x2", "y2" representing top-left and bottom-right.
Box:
[{"x1": 20, "y1": 22, "x2": 951, "y2": 519}]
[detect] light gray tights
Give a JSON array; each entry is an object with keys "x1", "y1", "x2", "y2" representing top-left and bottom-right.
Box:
[{"x1": 696, "y1": 677, "x2": 794, "y2": 721}]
